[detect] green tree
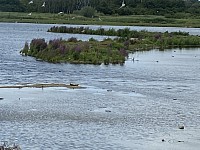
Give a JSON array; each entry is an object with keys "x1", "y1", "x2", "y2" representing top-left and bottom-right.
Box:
[
  {"x1": 188, "y1": 2, "x2": 200, "y2": 14},
  {"x1": 80, "y1": 6, "x2": 96, "y2": 18},
  {"x1": 0, "y1": 0, "x2": 24, "y2": 12}
]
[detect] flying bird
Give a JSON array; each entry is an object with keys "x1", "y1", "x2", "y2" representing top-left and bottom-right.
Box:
[
  {"x1": 28, "y1": 0, "x2": 33, "y2": 4},
  {"x1": 41, "y1": 2, "x2": 45, "y2": 7},
  {"x1": 28, "y1": 12, "x2": 32, "y2": 16},
  {"x1": 119, "y1": 0, "x2": 125, "y2": 9}
]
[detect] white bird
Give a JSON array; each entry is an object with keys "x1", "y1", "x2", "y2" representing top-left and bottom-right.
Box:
[
  {"x1": 28, "y1": 12, "x2": 32, "y2": 16},
  {"x1": 41, "y1": 2, "x2": 45, "y2": 7},
  {"x1": 99, "y1": 17, "x2": 102, "y2": 21},
  {"x1": 58, "y1": 12, "x2": 64, "y2": 14},
  {"x1": 119, "y1": 0, "x2": 125, "y2": 9},
  {"x1": 28, "y1": 0, "x2": 33, "y2": 4}
]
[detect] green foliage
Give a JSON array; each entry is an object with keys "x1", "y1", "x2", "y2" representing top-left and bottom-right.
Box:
[
  {"x1": 47, "y1": 25, "x2": 200, "y2": 51},
  {"x1": 21, "y1": 37, "x2": 129, "y2": 65},
  {"x1": 0, "y1": 0, "x2": 200, "y2": 17},
  {"x1": 22, "y1": 26, "x2": 200, "y2": 65},
  {"x1": 80, "y1": 6, "x2": 96, "y2": 18},
  {"x1": 117, "y1": 7, "x2": 133, "y2": 16},
  {"x1": 188, "y1": 2, "x2": 200, "y2": 15},
  {"x1": 0, "y1": 0, "x2": 24, "y2": 12},
  {"x1": 89, "y1": 38, "x2": 97, "y2": 42},
  {"x1": 48, "y1": 26, "x2": 134, "y2": 37}
]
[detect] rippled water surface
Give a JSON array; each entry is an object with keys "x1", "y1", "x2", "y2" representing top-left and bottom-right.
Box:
[{"x1": 0, "y1": 23, "x2": 200, "y2": 150}]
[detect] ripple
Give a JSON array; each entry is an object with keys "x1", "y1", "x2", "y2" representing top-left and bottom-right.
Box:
[{"x1": 1, "y1": 23, "x2": 200, "y2": 149}]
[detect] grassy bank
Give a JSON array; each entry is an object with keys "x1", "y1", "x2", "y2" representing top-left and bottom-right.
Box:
[{"x1": 1, "y1": 12, "x2": 200, "y2": 27}]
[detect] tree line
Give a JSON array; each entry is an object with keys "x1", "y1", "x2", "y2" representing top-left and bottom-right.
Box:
[{"x1": 0, "y1": 0, "x2": 200, "y2": 16}]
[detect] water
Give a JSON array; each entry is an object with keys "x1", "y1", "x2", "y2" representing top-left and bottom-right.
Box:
[{"x1": 0, "y1": 23, "x2": 200, "y2": 149}]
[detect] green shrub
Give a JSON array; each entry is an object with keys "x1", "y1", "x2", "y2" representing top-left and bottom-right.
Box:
[{"x1": 80, "y1": 6, "x2": 96, "y2": 18}]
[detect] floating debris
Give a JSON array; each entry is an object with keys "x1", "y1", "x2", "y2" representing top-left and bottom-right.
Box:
[
  {"x1": 178, "y1": 125, "x2": 185, "y2": 129},
  {"x1": 70, "y1": 83, "x2": 79, "y2": 86},
  {"x1": 105, "y1": 110, "x2": 111, "y2": 113},
  {"x1": 107, "y1": 89, "x2": 112, "y2": 92}
]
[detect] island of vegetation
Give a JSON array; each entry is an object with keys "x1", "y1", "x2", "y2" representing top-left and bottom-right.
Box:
[
  {"x1": 48, "y1": 26, "x2": 200, "y2": 50},
  {"x1": 20, "y1": 37, "x2": 128, "y2": 65},
  {"x1": 21, "y1": 27, "x2": 200, "y2": 64}
]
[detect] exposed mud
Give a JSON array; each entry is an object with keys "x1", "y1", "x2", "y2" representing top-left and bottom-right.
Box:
[{"x1": 0, "y1": 83, "x2": 86, "y2": 89}]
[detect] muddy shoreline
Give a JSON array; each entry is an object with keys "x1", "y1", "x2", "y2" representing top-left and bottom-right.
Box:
[{"x1": 0, "y1": 83, "x2": 85, "y2": 89}]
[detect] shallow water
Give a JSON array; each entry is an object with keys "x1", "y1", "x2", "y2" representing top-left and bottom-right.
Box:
[{"x1": 0, "y1": 23, "x2": 200, "y2": 149}]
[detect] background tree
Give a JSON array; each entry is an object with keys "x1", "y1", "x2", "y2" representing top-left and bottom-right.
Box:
[
  {"x1": 0, "y1": 0, "x2": 199, "y2": 17},
  {"x1": 0, "y1": 0, "x2": 24, "y2": 12},
  {"x1": 80, "y1": 6, "x2": 96, "y2": 17}
]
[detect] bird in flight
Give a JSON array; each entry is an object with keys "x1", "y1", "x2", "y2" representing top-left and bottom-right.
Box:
[
  {"x1": 28, "y1": 0, "x2": 33, "y2": 4},
  {"x1": 41, "y1": 2, "x2": 45, "y2": 7},
  {"x1": 119, "y1": 0, "x2": 125, "y2": 9},
  {"x1": 28, "y1": 12, "x2": 32, "y2": 16}
]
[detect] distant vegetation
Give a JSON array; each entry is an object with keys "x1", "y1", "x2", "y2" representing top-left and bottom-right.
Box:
[
  {"x1": 48, "y1": 26, "x2": 200, "y2": 50},
  {"x1": 2, "y1": 12, "x2": 200, "y2": 28},
  {"x1": 48, "y1": 26, "x2": 191, "y2": 37},
  {"x1": 20, "y1": 37, "x2": 128, "y2": 65},
  {"x1": 1, "y1": 0, "x2": 200, "y2": 18},
  {"x1": 21, "y1": 28, "x2": 200, "y2": 64}
]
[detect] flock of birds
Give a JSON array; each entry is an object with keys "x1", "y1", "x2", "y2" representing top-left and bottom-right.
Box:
[
  {"x1": 28, "y1": 0, "x2": 45, "y2": 16},
  {"x1": 27, "y1": 0, "x2": 126, "y2": 20},
  {"x1": 28, "y1": 0, "x2": 45, "y2": 6},
  {"x1": 28, "y1": 0, "x2": 66, "y2": 16}
]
